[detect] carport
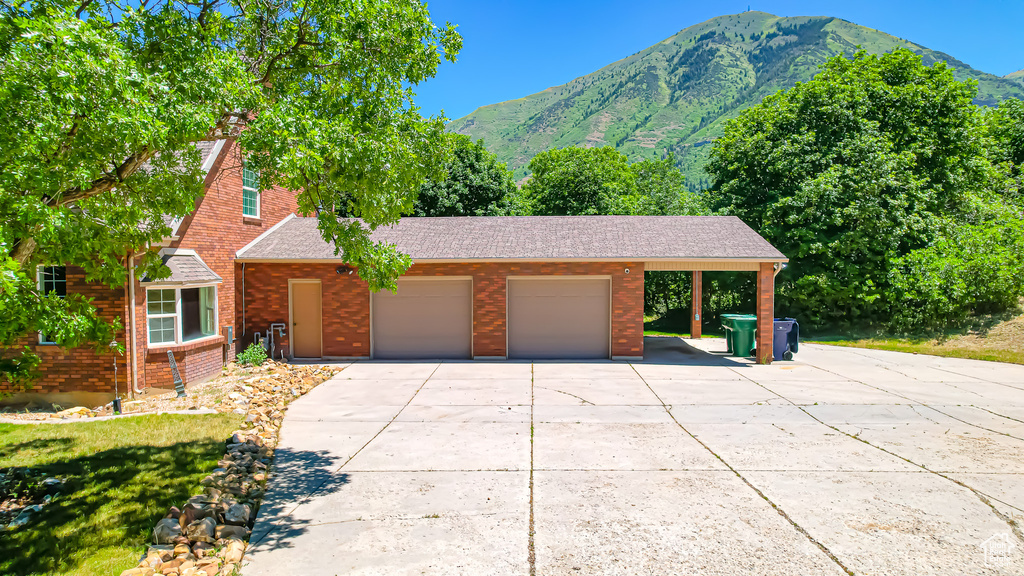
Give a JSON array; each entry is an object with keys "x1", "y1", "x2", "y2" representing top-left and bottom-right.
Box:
[{"x1": 235, "y1": 214, "x2": 788, "y2": 364}]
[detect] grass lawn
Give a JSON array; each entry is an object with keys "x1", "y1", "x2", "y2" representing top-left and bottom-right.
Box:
[
  {"x1": 808, "y1": 310, "x2": 1024, "y2": 365},
  {"x1": 643, "y1": 312, "x2": 720, "y2": 338},
  {"x1": 0, "y1": 413, "x2": 240, "y2": 576}
]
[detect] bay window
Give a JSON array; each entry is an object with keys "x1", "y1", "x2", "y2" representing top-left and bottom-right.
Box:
[{"x1": 147, "y1": 285, "x2": 218, "y2": 346}]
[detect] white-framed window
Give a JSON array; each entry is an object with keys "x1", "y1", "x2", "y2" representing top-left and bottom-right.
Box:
[
  {"x1": 37, "y1": 265, "x2": 66, "y2": 344},
  {"x1": 242, "y1": 164, "x2": 260, "y2": 217},
  {"x1": 146, "y1": 285, "x2": 218, "y2": 346}
]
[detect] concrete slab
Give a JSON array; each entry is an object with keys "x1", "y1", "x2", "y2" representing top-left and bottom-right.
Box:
[
  {"x1": 645, "y1": 378, "x2": 783, "y2": 405},
  {"x1": 250, "y1": 342, "x2": 1024, "y2": 574},
  {"x1": 396, "y1": 404, "x2": 532, "y2": 423},
  {"x1": 688, "y1": 422, "x2": 917, "y2": 472},
  {"x1": 531, "y1": 361, "x2": 640, "y2": 380},
  {"x1": 833, "y1": 423, "x2": 1024, "y2": 473},
  {"x1": 532, "y1": 377, "x2": 661, "y2": 405},
  {"x1": 344, "y1": 422, "x2": 531, "y2": 471},
  {"x1": 745, "y1": 471, "x2": 1024, "y2": 576},
  {"x1": 533, "y1": 471, "x2": 846, "y2": 576},
  {"x1": 246, "y1": 471, "x2": 529, "y2": 576},
  {"x1": 336, "y1": 362, "x2": 440, "y2": 380},
  {"x1": 668, "y1": 404, "x2": 817, "y2": 424},
  {"x1": 429, "y1": 361, "x2": 534, "y2": 380},
  {"x1": 532, "y1": 405, "x2": 675, "y2": 424},
  {"x1": 410, "y1": 379, "x2": 531, "y2": 406},
  {"x1": 533, "y1": 422, "x2": 727, "y2": 471}
]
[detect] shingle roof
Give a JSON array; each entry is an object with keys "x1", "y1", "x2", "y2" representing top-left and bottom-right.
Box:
[
  {"x1": 236, "y1": 215, "x2": 787, "y2": 262},
  {"x1": 142, "y1": 251, "x2": 223, "y2": 284}
]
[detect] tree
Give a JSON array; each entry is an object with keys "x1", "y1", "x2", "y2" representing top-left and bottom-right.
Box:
[
  {"x1": 520, "y1": 147, "x2": 702, "y2": 216},
  {"x1": 984, "y1": 98, "x2": 1024, "y2": 205},
  {"x1": 706, "y1": 49, "x2": 992, "y2": 328},
  {"x1": 0, "y1": 0, "x2": 460, "y2": 382},
  {"x1": 522, "y1": 146, "x2": 635, "y2": 215},
  {"x1": 413, "y1": 135, "x2": 515, "y2": 216}
]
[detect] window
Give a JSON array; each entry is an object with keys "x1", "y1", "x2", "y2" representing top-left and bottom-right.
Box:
[
  {"x1": 242, "y1": 165, "x2": 260, "y2": 217},
  {"x1": 147, "y1": 286, "x2": 218, "y2": 346},
  {"x1": 37, "y1": 266, "x2": 66, "y2": 344}
]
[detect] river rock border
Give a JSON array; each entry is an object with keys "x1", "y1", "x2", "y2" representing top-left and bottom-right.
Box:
[{"x1": 119, "y1": 362, "x2": 340, "y2": 576}]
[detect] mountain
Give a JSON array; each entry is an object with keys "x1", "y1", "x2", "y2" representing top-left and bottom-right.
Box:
[
  {"x1": 448, "y1": 12, "x2": 1024, "y2": 190},
  {"x1": 1008, "y1": 69, "x2": 1024, "y2": 85}
]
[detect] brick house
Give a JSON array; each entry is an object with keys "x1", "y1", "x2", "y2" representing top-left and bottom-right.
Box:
[
  {"x1": 2, "y1": 139, "x2": 298, "y2": 406},
  {"x1": 5, "y1": 162, "x2": 789, "y2": 404},
  {"x1": 235, "y1": 216, "x2": 787, "y2": 364}
]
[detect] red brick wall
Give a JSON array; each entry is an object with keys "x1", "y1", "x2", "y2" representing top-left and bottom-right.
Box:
[
  {"x1": 131, "y1": 139, "x2": 300, "y2": 389},
  {"x1": 172, "y1": 139, "x2": 299, "y2": 363},
  {"x1": 0, "y1": 266, "x2": 129, "y2": 395},
  {"x1": 238, "y1": 261, "x2": 645, "y2": 359},
  {"x1": 4, "y1": 141, "x2": 300, "y2": 397},
  {"x1": 143, "y1": 338, "x2": 225, "y2": 389},
  {"x1": 755, "y1": 262, "x2": 776, "y2": 365}
]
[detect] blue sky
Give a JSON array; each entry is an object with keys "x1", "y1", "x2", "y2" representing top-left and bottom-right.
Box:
[{"x1": 413, "y1": 0, "x2": 1024, "y2": 120}]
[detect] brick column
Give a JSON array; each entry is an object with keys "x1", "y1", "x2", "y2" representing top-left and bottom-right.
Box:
[
  {"x1": 755, "y1": 263, "x2": 775, "y2": 365},
  {"x1": 690, "y1": 271, "x2": 702, "y2": 339}
]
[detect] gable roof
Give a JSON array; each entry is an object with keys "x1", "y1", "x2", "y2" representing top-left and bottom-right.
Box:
[
  {"x1": 235, "y1": 215, "x2": 787, "y2": 263},
  {"x1": 142, "y1": 249, "x2": 222, "y2": 285}
]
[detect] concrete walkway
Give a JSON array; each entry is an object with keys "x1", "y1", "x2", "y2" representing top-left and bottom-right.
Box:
[{"x1": 244, "y1": 337, "x2": 1024, "y2": 575}]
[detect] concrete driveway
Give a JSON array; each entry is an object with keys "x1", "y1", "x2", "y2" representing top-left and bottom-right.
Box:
[{"x1": 243, "y1": 337, "x2": 1024, "y2": 575}]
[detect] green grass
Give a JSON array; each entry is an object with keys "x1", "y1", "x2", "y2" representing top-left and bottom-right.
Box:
[
  {"x1": 644, "y1": 312, "x2": 721, "y2": 338},
  {"x1": 807, "y1": 337, "x2": 1024, "y2": 365},
  {"x1": 0, "y1": 413, "x2": 240, "y2": 576}
]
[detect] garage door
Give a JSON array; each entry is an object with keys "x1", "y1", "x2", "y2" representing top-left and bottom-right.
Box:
[
  {"x1": 371, "y1": 278, "x2": 472, "y2": 359},
  {"x1": 507, "y1": 277, "x2": 610, "y2": 359}
]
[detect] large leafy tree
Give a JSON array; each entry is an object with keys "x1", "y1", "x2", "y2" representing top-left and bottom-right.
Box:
[
  {"x1": 520, "y1": 146, "x2": 701, "y2": 216},
  {"x1": 706, "y1": 49, "x2": 993, "y2": 328},
  {"x1": 413, "y1": 134, "x2": 514, "y2": 217},
  {"x1": 0, "y1": 0, "x2": 460, "y2": 382}
]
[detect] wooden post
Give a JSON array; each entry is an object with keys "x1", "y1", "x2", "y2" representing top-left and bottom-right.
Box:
[
  {"x1": 691, "y1": 271, "x2": 702, "y2": 339},
  {"x1": 755, "y1": 263, "x2": 775, "y2": 365}
]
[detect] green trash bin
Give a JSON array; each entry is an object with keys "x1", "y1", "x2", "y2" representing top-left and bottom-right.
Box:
[
  {"x1": 730, "y1": 316, "x2": 758, "y2": 358},
  {"x1": 720, "y1": 314, "x2": 744, "y2": 353}
]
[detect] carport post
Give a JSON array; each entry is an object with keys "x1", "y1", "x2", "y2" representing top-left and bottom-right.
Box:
[
  {"x1": 691, "y1": 271, "x2": 702, "y2": 339},
  {"x1": 755, "y1": 263, "x2": 775, "y2": 365}
]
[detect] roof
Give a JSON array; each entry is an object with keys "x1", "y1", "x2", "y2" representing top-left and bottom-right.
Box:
[
  {"x1": 142, "y1": 250, "x2": 223, "y2": 285},
  {"x1": 236, "y1": 215, "x2": 787, "y2": 263}
]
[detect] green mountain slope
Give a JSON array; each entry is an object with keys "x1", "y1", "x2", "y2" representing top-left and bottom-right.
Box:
[
  {"x1": 448, "y1": 12, "x2": 1024, "y2": 190},
  {"x1": 1008, "y1": 69, "x2": 1024, "y2": 85}
]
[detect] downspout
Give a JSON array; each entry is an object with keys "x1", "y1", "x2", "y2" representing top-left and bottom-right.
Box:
[
  {"x1": 128, "y1": 251, "x2": 142, "y2": 395},
  {"x1": 241, "y1": 262, "x2": 246, "y2": 342}
]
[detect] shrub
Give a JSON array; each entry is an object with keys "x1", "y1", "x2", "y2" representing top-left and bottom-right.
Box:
[{"x1": 237, "y1": 342, "x2": 268, "y2": 367}]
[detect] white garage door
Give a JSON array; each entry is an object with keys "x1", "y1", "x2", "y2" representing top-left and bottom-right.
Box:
[
  {"x1": 507, "y1": 277, "x2": 610, "y2": 359},
  {"x1": 372, "y1": 278, "x2": 472, "y2": 359}
]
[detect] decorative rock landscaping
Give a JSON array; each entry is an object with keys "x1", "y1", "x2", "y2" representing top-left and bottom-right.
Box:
[{"x1": 119, "y1": 361, "x2": 340, "y2": 576}]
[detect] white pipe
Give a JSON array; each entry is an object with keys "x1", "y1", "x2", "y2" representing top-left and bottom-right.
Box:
[{"x1": 128, "y1": 253, "x2": 142, "y2": 395}]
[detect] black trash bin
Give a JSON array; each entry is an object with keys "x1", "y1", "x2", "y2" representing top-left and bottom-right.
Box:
[{"x1": 773, "y1": 318, "x2": 799, "y2": 361}]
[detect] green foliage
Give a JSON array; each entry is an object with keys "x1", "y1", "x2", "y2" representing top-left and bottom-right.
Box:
[
  {"x1": 449, "y1": 12, "x2": 1024, "y2": 189},
  {"x1": 520, "y1": 147, "x2": 704, "y2": 216},
  {"x1": 0, "y1": 0, "x2": 460, "y2": 385},
  {"x1": 707, "y1": 49, "x2": 999, "y2": 329},
  {"x1": 523, "y1": 147, "x2": 635, "y2": 215},
  {"x1": 887, "y1": 212, "x2": 1024, "y2": 331},
  {"x1": 237, "y1": 342, "x2": 268, "y2": 367},
  {"x1": 984, "y1": 98, "x2": 1024, "y2": 204},
  {"x1": 414, "y1": 135, "x2": 515, "y2": 216}
]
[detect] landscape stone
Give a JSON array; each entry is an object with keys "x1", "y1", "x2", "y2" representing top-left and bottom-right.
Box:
[
  {"x1": 185, "y1": 517, "x2": 217, "y2": 543},
  {"x1": 223, "y1": 503, "x2": 251, "y2": 526},
  {"x1": 153, "y1": 518, "x2": 182, "y2": 544}
]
